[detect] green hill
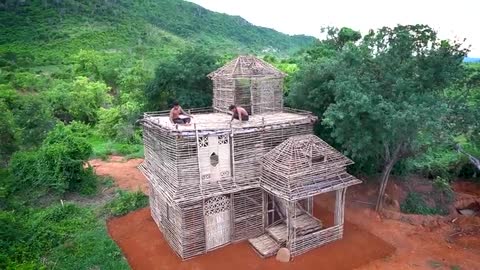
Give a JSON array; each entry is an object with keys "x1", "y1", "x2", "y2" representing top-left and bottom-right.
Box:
[{"x1": 0, "y1": 0, "x2": 316, "y2": 69}]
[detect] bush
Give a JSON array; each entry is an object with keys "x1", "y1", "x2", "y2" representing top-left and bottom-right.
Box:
[
  {"x1": 0, "y1": 203, "x2": 129, "y2": 269},
  {"x1": 400, "y1": 192, "x2": 444, "y2": 215},
  {"x1": 9, "y1": 124, "x2": 96, "y2": 197},
  {"x1": 432, "y1": 176, "x2": 455, "y2": 214},
  {"x1": 407, "y1": 138, "x2": 480, "y2": 180},
  {"x1": 97, "y1": 107, "x2": 122, "y2": 139},
  {"x1": 13, "y1": 95, "x2": 56, "y2": 149},
  {"x1": 66, "y1": 121, "x2": 93, "y2": 138},
  {"x1": 105, "y1": 190, "x2": 148, "y2": 216}
]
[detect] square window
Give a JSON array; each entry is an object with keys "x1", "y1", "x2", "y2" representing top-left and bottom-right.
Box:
[
  {"x1": 218, "y1": 134, "x2": 229, "y2": 145},
  {"x1": 198, "y1": 136, "x2": 209, "y2": 148}
]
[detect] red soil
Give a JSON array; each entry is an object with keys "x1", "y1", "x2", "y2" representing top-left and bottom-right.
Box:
[
  {"x1": 94, "y1": 156, "x2": 480, "y2": 270},
  {"x1": 108, "y1": 205, "x2": 395, "y2": 270},
  {"x1": 89, "y1": 156, "x2": 148, "y2": 194}
]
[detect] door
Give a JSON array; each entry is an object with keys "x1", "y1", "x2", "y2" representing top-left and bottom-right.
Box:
[{"x1": 204, "y1": 195, "x2": 231, "y2": 250}]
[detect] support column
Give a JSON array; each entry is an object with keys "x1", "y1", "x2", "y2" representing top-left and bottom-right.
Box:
[{"x1": 334, "y1": 188, "x2": 347, "y2": 226}]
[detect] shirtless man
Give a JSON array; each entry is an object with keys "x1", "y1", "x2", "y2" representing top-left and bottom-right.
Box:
[
  {"x1": 229, "y1": 105, "x2": 249, "y2": 122},
  {"x1": 169, "y1": 101, "x2": 193, "y2": 125}
]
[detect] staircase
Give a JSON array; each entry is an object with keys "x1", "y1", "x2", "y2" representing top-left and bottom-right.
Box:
[{"x1": 248, "y1": 213, "x2": 322, "y2": 257}]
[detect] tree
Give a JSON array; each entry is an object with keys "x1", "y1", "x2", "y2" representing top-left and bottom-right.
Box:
[
  {"x1": 12, "y1": 95, "x2": 56, "y2": 149},
  {"x1": 46, "y1": 77, "x2": 111, "y2": 124},
  {"x1": 144, "y1": 46, "x2": 220, "y2": 110},
  {"x1": 302, "y1": 27, "x2": 361, "y2": 61},
  {"x1": 290, "y1": 25, "x2": 468, "y2": 211}
]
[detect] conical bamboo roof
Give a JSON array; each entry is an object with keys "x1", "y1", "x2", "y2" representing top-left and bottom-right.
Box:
[
  {"x1": 261, "y1": 134, "x2": 361, "y2": 200},
  {"x1": 262, "y1": 134, "x2": 353, "y2": 178},
  {"x1": 208, "y1": 55, "x2": 286, "y2": 78}
]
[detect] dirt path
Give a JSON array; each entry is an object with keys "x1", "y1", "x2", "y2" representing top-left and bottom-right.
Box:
[
  {"x1": 92, "y1": 156, "x2": 480, "y2": 270},
  {"x1": 89, "y1": 156, "x2": 148, "y2": 194}
]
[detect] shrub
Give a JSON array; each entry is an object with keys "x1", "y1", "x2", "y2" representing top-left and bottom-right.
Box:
[
  {"x1": 9, "y1": 123, "x2": 95, "y2": 196},
  {"x1": 400, "y1": 192, "x2": 443, "y2": 215},
  {"x1": 432, "y1": 176, "x2": 455, "y2": 214},
  {"x1": 97, "y1": 107, "x2": 122, "y2": 139},
  {"x1": 105, "y1": 190, "x2": 148, "y2": 216},
  {"x1": 13, "y1": 95, "x2": 56, "y2": 149},
  {"x1": 0, "y1": 203, "x2": 129, "y2": 269},
  {"x1": 66, "y1": 121, "x2": 93, "y2": 138},
  {"x1": 9, "y1": 150, "x2": 40, "y2": 191}
]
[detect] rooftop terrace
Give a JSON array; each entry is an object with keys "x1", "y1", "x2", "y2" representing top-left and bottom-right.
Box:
[{"x1": 142, "y1": 107, "x2": 317, "y2": 135}]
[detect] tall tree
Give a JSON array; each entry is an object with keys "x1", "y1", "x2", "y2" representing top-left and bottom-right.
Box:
[
  {"x1": 144, "y1": 46, "x2": 220, "y2": 111},
  {"x1": 290, "y1": 25, "x2": 468, "y2": 210}
]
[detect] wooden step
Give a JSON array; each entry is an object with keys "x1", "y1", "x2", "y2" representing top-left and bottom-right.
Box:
[
  {"x1": 291, "y1": 214, "x2": 322, "y2": 236},
  {"x1": 248, "y1": 233, "x2": 282, "y2": 258},
  {"x1": 266, "y1": 223, "x2": 288, "y2": 244}
]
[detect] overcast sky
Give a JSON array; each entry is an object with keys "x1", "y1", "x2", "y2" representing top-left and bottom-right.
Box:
[{"x1": 188, "y1": 0, "x2": 479, "y2": 57}]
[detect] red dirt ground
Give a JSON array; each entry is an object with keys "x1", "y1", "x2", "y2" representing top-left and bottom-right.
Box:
[
  {"x1": 89, "y1": 156, "x2": 148, "y2": 194},
  {"x1": 92, "y1": 156, "x2": 480, "y2": 270}
]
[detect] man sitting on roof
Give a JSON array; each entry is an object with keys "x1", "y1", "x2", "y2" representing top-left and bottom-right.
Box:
[
  {"x1": 229, "y1": 105, "x2": 249, "y2": 122},
  {"x1": 170, "y1": 101, "x2": 193, "y2": 125}
]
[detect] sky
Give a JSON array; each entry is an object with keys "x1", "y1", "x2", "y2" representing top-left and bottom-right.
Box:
[{"x1": 188, "y1": 0, "x2": 479, "y2": 57}]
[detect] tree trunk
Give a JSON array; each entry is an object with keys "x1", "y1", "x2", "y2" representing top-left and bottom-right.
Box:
[{"x1": 375, "y1": 158, "x2": 396, "y2": 212}]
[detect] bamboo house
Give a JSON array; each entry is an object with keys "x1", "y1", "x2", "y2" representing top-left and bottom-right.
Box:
[{"x1": 139, "y1": 55, "x2": 361, "y2": 260}]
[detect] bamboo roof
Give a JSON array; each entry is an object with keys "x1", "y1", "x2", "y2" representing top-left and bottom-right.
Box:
[
  {"x1": 208, "y1": 55, "x2": 286, "y2": 79},
  {"x1": 261, "y1": 134, "x2": 361, "y2": 200},
  {"x1": 262, "y1": 134, "x2": 353, "y2": 178}
]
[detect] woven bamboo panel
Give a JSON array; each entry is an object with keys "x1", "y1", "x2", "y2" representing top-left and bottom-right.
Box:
[
  {"x1": 138, "y1": 55, "x2": 361, "y2": 261},
  {"x1": 261, "y1": 134, "x2": 362, "y2": 201}
]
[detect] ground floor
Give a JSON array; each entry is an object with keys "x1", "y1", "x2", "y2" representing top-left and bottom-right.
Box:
[{"x1": 92, "y1": 156, "x2": 480, "y2": 270}]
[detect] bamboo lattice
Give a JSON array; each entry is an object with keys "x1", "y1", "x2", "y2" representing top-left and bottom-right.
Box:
[
  {"x1": 140, "y1": 55, "x2": 360, "y2": 261},
  {"x1": 208, "y1": 55, "x2": 285, "y2": 114}
]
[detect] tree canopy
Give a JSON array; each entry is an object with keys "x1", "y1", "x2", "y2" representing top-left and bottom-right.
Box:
[
  {"x1": 144, "y1": 46, "x2": 221, "y2": 110},
  {"x1": 289, "y1": 24, "x2": 469, "y2": 210}
]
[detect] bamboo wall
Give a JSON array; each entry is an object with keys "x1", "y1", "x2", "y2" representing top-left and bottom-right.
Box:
[
  {"x1": 141, "y1": 111, "x2": 316, "y2": 260},
  {"x1": 212, "y1": 77, "x2": 283, "y2": 115}
]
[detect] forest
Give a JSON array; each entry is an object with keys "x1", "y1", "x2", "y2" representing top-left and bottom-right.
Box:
[{"x1": 1, "y1": 0, "x2": 480, "y2": 269}]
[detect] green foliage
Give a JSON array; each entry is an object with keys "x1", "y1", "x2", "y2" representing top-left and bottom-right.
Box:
[
  {"x1": 9, "y1": 124, "x2": 94, "y2": 196},
  {"x1": 66, "y1": 120, "x2": 93, "y2": 138},
  {"x1": 0, "y1": 0, "x2": 313, "y2": 72},
  {"x1": 300, "y1": 27, "x2": 361, "y2": 62},
  {"x1": 407, "y1": 137, "x2": 480, "y2": 180},
  {"x1": 87, "y1": 134, "x2": 143, "y2": 159},
  {"x1": 400, "y1": 192, "x2": 443, "y2": 215},
  {"x1": 12, "y1": 95, "x2": 56, "y2": 149},
  {"x1": 145, "y1": 46, "x2": 221, "y2": 110},
  {"x1": 432, "y1": 176, "x2": 455, "y2": 213},
  {"x1": 46, "y1": 226, "x2": 129, "y2": 270},
  {"x1": 0, "y1": 101, "x2": 17, "y2": 166},
  {"x1": 0, "y1": 203, "x2": 129, "y2": 269},
  {"x1": 97, "y1": 107, "x2": 122, "y2": 138},
  {"x1": 97, "y1": 101, "x2": 142, "y2": 143},
  {"x1": 290, "y1": 25, "x2": 468, "y2": 175},
  {"x1": 105, "y1": 190, "x2": 148, "y2": 216}
]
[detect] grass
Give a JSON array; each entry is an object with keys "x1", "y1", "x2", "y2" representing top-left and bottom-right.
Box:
[
  {"x1": 104, "y1": 190, "x2": 149, "y2": 217},
  {"x1": 46, "y1": 221, "x2": 129, "y2": 270},
  {"x1": 0, "y1": 203, "x2": 130, "y2": 269},
  {"x1": 88, "y1": 134, "x2": 144, "y2": 160}
]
